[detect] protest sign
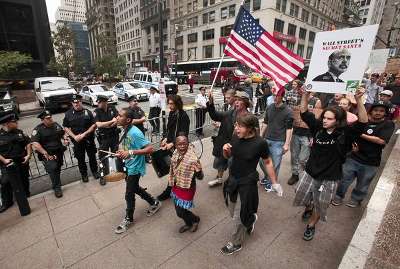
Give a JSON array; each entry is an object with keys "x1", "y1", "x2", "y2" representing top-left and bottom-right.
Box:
[
  {"x1": 366, "y1": 49, "x2": 390, "y2": 74},
  {"x1": 305, "y1": 24, "x2": 379, "y2": 94}
]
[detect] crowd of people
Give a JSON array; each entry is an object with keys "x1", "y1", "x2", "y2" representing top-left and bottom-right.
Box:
[{"x1": 0, "y1": 71, "x2": 398, "y2": 256}]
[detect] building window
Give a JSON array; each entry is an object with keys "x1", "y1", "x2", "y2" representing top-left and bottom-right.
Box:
[
  {"x1": 311, "y1": 14, "x2": 318, "y2": 26},
  {"x1": 221, "y1": 7, "x2": 228, "y2": 19},
  {"x1": 288, "y1": 23, "x2": 296, "y2": 36},
  {"x1": 203, "y1": 29, "x2": 215, "y2": 40},
  {"x1": 154, "y1": 24, "x2": 158, "y2": 32},
  {"x1": 301, "y1": 9, "x2": 309, "y2": 22},
  {"x1": 286, "y1": 42, "x2": 294, "y2": 51},
  {"x1": 229, "y1": 5, "x2": 236, "y2": 17},
  {"x1": 299, "y1": 28, "x2": 307, "y2": 40},
  {"x1": 188, "y1": 47, "x2": 197, "y2": 60},
  {"x1": 276, "y1": 0, "x2": 287, "y2": 13},
  {"x1": 297, "y1": 44, "x2": 304, "y2": 57},
  {"x1": 203, "y1": 11, "x2": 215, "y2": 24},
  {"x1": 289, "y1": 3, "x2": 299, "y2": 17},
  {"x1": 253, "y1": 0, "x2": 261, "y2": 10},
  {"x1": 221, "y1": 25, "x2": 233, "y2": 37},
  {"x1": 306, "y1": 46, "x2": 313, "y2": 59},
  {"x1": 274, "y1": 19, "x2": 284, "y2": 33},
  {"x1": 177, "y1": 49, "x2": 183, "y2": 61},
  {"x1": 187, "y1": 16, "x2": 198, "y2": 27},
  {"x1": 203, "y1": 45, "x2": 213, "y2": 58},
  {"x1": 176, "y1": 36, "x2": 183, "y2": 45},
  {"x1": 308, "y1": 31, "x2": 315, "y2": 43},
  {"x1": 319, "y1": 18, "x2": 325, "y2": 29},
  {"x1": 188, "y1": 33, "x2": 198, "y2": 43}
]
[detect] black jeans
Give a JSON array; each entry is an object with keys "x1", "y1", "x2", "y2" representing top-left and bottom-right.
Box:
[
  {"x1": 195, "y1": 108, "x2": 207, "y2": 135},
  {"x1": 43, "y1": 152, "x2": 64, "y2": 190},
  {"x1": 125, "y1": 174, "x2": 155, "y2": 221},
  {"x1": 97, "y1": 134, "x2": 119, "y2": 160},
  {"x1": 73, "y1": 138, "x2": 98, "y2": 177},
  {"x1": 175, "y1": 204, "x2": 199, "y2": 226},
  {"x1": 149, "y1": 107, "x2": 161, "y2": 132}
]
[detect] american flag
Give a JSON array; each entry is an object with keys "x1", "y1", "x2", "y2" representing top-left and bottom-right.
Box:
[{"x1": 224, "y1": 6, "x2": 304, "y2": 89}]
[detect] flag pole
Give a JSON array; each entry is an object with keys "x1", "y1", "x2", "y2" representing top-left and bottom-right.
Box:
[{"x1": 209, "y1": 0, "x2": 246, "y2": 94}]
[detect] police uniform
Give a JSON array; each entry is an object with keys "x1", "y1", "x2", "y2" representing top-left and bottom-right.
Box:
[
  {"x1": 0, "y1": 113, "x2": 31, "y2": 215},
  {"x1": 127, "y1": 96, "x2": 146, "y2": 134},
  {"x1": 63, "y1": 94, "x2": 98, "y2": 181},
  {"x1": 94, "y1": 95, "x2": 119, "y2": 160},
  {"x1": 31, "y1": 110, "x2": 65, "y2": 197}
]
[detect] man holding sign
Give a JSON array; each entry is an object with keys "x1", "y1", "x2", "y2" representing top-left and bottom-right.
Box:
[{"x1": 312, "y1": 49, "x2": 351, "y2": 83}]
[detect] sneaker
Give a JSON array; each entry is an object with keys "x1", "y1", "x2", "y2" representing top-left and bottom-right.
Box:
[
  {"x1": 264, "y1": 179, "x2": 272, "y2": 192},
  {"x1": 179, "y1": 224, "x2": 192, "y2": 233},
  {"x1": 247, "y1": 213, "x2": 258, "y2": 235},
  {"x1": 190, "y1": 218, "x2": 200, "y2": 233},
  {"x1": 331, "y1": 196, "x2": 343, "y2": 206},
  {"x1": 303, "y1": 225, "x2": 315, "y2": 241},
  {"x1": 346, "y1": 200, "x2": 361, "y2": 208},
  {"x1": 220, "y1": 242, "x2": 242, "y2": 255},
  {"x1": 82, "y1": 175, "x2": 89, "y2": 183},
  {"x1": 99, "y1": 176, "x2": 106, "y2": 186},
  {"x1": 302, "y1": 209, "x2": 313, "y2": 223},
  {"x1": 208, "y1": 177, "x2": 223, "y2": 187},
  {"x1": 115, "y1": 217, "x2": 133, "y2": 234},
  {"x1": 54, "y1": 188, "x2": 63, "y2": 198},
  {"x1": 287, "y1": 174, "x2": 299, "y2": 185},
  {"x1": 259, "y1": 177, "x2": 269, "y2": 185},
  {"x1": 146, "y1": 200, "x2": 162, "y2": 217}
]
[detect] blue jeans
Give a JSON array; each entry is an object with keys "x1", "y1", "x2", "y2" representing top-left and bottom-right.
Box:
[
  {"x1": 259, "y1": 139, "x2": 284, "y2": 180},
  {"x1": 290, "y1": 135, "x2": 311, "y2": 176},
  {"x1": 336, "y1": 158, "x2": 379, "y2": 202}
]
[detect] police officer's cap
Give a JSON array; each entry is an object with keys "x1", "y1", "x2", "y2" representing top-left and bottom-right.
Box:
[
  {"x1": 37, "y1": 110, "x2": 52, "y2": 119},
  {"x1": 0, "y1": 113, "x2": 18, "y2": 124},
  {"x1": 370, "y1": 101, "x2": 390, "y2": 113},
  {"x1": 127, "y1": 95, "x2": 138, "y2": 102},
  {"x1": 96, "y1": 95, "x2": 109, "y2": 102},
  {"x1": 71, "y1": 94, "x2": 83, "y2": 102}
]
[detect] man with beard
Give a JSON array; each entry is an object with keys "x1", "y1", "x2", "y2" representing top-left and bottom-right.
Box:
[
  {"x1": 312, "y1": 49, "x2": 351, "y2": 83},
  {"x1": 332, "y1": 101, "x2": 395, "y2": 208}
]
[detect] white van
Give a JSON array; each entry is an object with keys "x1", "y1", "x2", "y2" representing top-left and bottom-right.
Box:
[
  {"x1": 132, "y1": 72, "x2": 178, "y2": 95},
  {"x1": 34, "y1": 77, "x2": 76, "y2": 110}
]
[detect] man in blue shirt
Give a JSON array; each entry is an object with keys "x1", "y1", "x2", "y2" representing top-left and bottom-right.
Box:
[{"x1": 114, "y1": 108, "x2": 161, "y2": 234}]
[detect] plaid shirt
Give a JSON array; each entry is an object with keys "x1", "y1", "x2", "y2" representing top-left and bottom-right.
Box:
[
  {"x1": 284, "y1": 89, "x2": 302, "y2": 108},
  {"x1": 168, "y1": 146, "x2": 202, "y2": 189}
]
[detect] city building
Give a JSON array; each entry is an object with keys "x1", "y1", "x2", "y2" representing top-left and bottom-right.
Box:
[
  {"x1": 140, "y1": 0, "x2": 171, "y2": 72},
  {"x1": 375, "y1": 0, "x2": 400, "y2": 56},
  {"x1": 355, "y1": 0, "x2": 385, "y2": 25},
  {"x1": 56, "y1": 0, "x2": 91, "y2": 72},
  {"x1": 114, "y1": 0, "x2": 143, "y2": 76},
  {"x1": 85, "y1": 0, "x2": 117, "y2": 63},
  {"x1": 0, "y1": 0, "x2": 53, "y2": 79},
  {"x1": 55, "y1": 0, "x2": 87, "y2": 23}
]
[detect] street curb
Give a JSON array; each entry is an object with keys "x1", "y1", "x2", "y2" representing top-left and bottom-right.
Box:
[
  {"x1": 20, "y1": 108, "x2": 43, "y2": 118},
  {"x1": 338, "y1": 134, "x2": 400, "y2": 269}
]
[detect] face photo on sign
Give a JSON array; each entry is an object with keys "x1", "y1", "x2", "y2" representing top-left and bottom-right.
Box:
[{"x1": 312, "y1": 49, "x2": 351, "y2": 83}]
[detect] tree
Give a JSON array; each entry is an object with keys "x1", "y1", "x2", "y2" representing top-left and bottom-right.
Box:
[
  {"x1": 52, "y1": 24, "x2": 75, "y2": 77},
  {"x1": 0, "y1": 51, "x2": 32, "y2": 78},
  {"x1": 94, "y1": 55, "x2": 126, "y2": 79}
]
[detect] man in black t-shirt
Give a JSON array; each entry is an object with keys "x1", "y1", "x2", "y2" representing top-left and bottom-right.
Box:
[
  {"x1": 127, "y1": 96, "x2": 146, "y2": 134},
  {"x1": 333, "y1": 101, "x2": 395, "y2": 208}
]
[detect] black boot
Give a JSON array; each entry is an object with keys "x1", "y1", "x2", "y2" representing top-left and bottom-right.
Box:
[
  {"x1": 0, "y1": 202, "x2": 14, "y2": 213},
  {"x1": 54, "y1": 188, "x2": 63, "y2": 198},
  {"x1": 157, "y1": 185, "x2": 172, "y2": 201},
  {"x1": 287, "y1": 174, "x2": 299, "y2": 185}
]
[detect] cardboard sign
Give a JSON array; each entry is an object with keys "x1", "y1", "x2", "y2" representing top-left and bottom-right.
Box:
[
  {"x1": 305, "y1": 25, "x2": 379, "y2": 94},
  {"x1": 366, "y1": 49, "x2": 390, "y2": 74}
]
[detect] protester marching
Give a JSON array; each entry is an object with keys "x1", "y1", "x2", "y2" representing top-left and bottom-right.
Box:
[{"x1": 1, "y1": 3, "x2": 400, "y2": 266}]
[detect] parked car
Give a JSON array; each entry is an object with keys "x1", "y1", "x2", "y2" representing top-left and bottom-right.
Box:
[
  {"x1": 34, "y1": 77, "x2": 76, "y2": 111},
  {"x1": 112, "y1": 82, "x2": 149, "y2": 101},
  {"x1": 0, "y1": 86, "x2": 19, "y2": 117},
  {"x1": 80, "y1": 84, "x2": 118, "y2": 106},
  {"x1": 132, "y1": 71, "x2": 178, "y2": 95}
]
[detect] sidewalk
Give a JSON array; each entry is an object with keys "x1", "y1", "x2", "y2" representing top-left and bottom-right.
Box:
[{"x1": 0, "y1": 138, "x2": 376, "y2": 269}]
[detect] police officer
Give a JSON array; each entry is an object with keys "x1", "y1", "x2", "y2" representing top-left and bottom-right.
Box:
[
  {"x1": 127, "y1": 96, "x2": 146, "y2": 135},
  {"x1": 63, "y1": 94, "x2": 99, "y2": 182},
  {"x1": 0, "y1": 113, "x2": 31, "y2": 215},
  {"x1": 31, "y1": 110, "x2": 67, "y2": 198},
  {"x1": 94, "y1": 95, "x2": 119, "y2": 185}
]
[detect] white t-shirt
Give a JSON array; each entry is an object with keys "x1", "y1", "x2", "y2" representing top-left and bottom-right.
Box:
[{"x1": 149, "y1": 93, "x2": 161, "y2": 108}]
